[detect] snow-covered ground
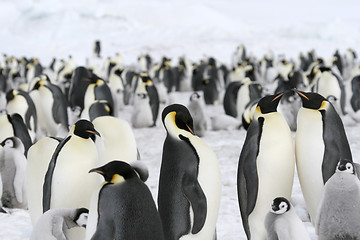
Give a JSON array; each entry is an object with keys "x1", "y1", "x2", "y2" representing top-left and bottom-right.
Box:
[{"x1": 1, "y1": 0, "x2": 360, "y2": 239}]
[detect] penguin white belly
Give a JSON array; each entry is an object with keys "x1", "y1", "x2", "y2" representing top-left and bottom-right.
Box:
[
  {"x1": 295, "y1": 108, "x2": 324, "y2": 224},
  {"x1": 0, "y1": 115, "x2": 14, "y2": 142},
  {"x1": 236, "y1": 85, "x2": 250, "y2": 120},
  {"x1": 83, "y1": 85, "x2": 96, "y2": 111},
  {"x1": 249, "y1": 113, "x2": 295, "y2": 240},
  {"x1": 317, "y1": 73, "x2": 341, "y2": 100},
  {"x1": 92, "y1": 116, "x2": 138, "y2": 164},
  {"x1": 180, "y1": 136, "x2": 221, "y2": 240},
  {"x1": 51, "y1": 138, "x2": 100, "y2": 209},
  {"x1": 6, "y1": 95, "x2": 28, "y2": 120},
  {"x1": 27, "y1": 137, "x2": 60, "y2": 225},
  {"x1": 39, "y1": 87, "x2": 58, "y2": 136},
  {"x1": 85, "y1": 183, "x2": 105, "y2": 240},
  {"x1": 51, "y1": 137, "x2": 100, "y2": 240}
]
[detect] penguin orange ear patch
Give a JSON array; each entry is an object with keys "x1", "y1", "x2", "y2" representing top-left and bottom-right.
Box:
[{"x1": 111, "y1": 174, "x2": 125, "y2": 184}]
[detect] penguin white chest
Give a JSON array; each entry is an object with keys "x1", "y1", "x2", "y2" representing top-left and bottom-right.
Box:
[
  {"x1": 295, "y1": 107, "x2": 324, "y2": 223},
  {"x1": 7, "y1": 95, "x2": 28, "y2": 119},
  {"x1": 51, "y1": 137, "x2": 100, "y2": 209},
  {"x1": 249, "y1": 113, "x2": 295, "y2": 239}
]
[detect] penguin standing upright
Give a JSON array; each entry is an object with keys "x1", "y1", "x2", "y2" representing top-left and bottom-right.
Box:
[
  {"x1": 158, "y1": 104, "x2": 221, "y2": 240},
  {"x1": 236, "y1": 78, "x2": 262, "y2": 120},
  {"x1": 26, "y1": 136, "x2": 62, "y2": 225},
  {"x1": 237, "y1": 92, "x2": 295, "y2": 240},
  {"x1": 6, "y1": 89, "x2": 37, "y2": 140},
  {"x1": 0, "y1": 137, "x2": 27, "y2": 209},
  {"x1": 294, "y1": 90, "x2": 352, "y2": 225},
  {"x1": 30, "y1": 207, "x2": 89, "y2": 240},
  {"x1": 135, "y1": 72, "x2": 159, "y2": 126},
  {"x1": 87, "y1": 161, "x2": 164, "y2": 240},
  {"x1": 31, "y1": 78, "x2": 69, "y2": 137},
  {"x1": 187, "y1": 92, "x2": 207, "y2": 137},
  {"x1": 316, "y1": 159, "x2": 360, "y2": 240},
  {"x1": 264, "y1": 197, "x2": 310, "y2": 240},
  {"x1": 42, "y1": 119, "x2": 101, "y2": 240},
  {"x1": 131, "y1": 93, "x2": 153, "y2": 128},
  {"x1": 202, "y1": 58, "x2": 220, "y2": 105},
  {"x1": 68, "y1": 66, "x2": 94, "y2": 111},
  {"x1": 93, "y1": 40, "x2": 101, "y2": 58},
  {"x1": 223, "y1": 81, "x2": 242, "y2": 117}
]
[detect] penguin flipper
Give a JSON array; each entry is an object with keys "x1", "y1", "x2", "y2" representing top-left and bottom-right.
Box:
[
  {"x1": 9, "y1": 114, "x2": 32, "y2": 155},
  {"x1": 237, "y1": 118, "x2": 261, "y2": 238},
  {"x1": 182, "y1": 172, "x2": 207, "y2": 234},
  {"x1": 274, "y1": 219, "x2": 291, "y2": 240}
]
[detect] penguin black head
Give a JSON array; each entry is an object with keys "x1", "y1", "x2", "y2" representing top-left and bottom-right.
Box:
[
  {"x1": 0, "y1": 137, "x2": 17, "y2": 148},
  {"x1": 336, "y1": 159, "x2": 355, "y2": 174},
  {"x1": 294, "y1": 90, "x2": 327, "y2": 110},
  {"x1": 139, "y1": 72, "x2": 151, "y2": 83},
  {"x1": 270, "y1": 197, "x2": 291, "y2": 214},
  {"x1": 73, "y1": 208, "x2": 89, "y2": 228},
  {"x1": 89, "y1": 160, "x2": 138, "y2": 183},
  {"x1": 256, "y1": 92, "x2": 285, "y2": 114},
  {"x1": 5, "y1": 89, "x2": 16, "y2": 102},
  {"x1": 190, "y1": 92, "x2": 200, "y2": 101},
  {"x1": 162, "y1": 104, "x2": 194, "y2": 135},
  {"x1": 73, "y1": 119, "x2": 100, "y2": 141}
]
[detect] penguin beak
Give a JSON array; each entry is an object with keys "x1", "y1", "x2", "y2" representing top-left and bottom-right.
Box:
[
  {"x1": 294, "y1": 89, "x2": 309, "y2": 101},
  {"x1": 271, "y1": 92, "x2": 285, "y2": 102},
  {"x1": 186, "y1": 124, "x2": 194, "y2": 135},
  {"x1": 86, "y1": 129, "x2": 101, "y2": 137},
  {"x1": 89, "y1": 168, "x2": 104, "y2": 175}
]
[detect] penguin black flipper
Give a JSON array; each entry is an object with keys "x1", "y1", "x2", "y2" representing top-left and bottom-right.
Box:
[
  {"x1": 321, "y1": 104, "x2": 352, "y2": 183},
  {"x1": 47, "y1": 83, "x2": 69, "y2": 127},
  {"x1": 146, "y1": 85, "x2": 160, "y2": 126},
  {"x1": 8, "y1": 114, "x2": 32, "y2": 156},
  {"x1": 182, "y1": 171, "x2": 207, "y2": 234},
  {"x1": 237, "y1": 117, "x2": 262, "y2": 239},
  {"x1": 223, "y1": 81, "x2": 242, "y2": 117},
  {"x1": 42, "y1": 136, "x2": 71, "y2": 212},
  {"x1": 19, "y1": 91, "x2": 37, "y2": 132}
]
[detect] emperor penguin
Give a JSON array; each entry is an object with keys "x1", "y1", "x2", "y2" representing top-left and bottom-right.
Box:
[
  {"x1": 131, "y1": 92, "x2": 154, "y2": 128},
  {"x1": 30, "y1": 207, "x2": 89, "y2": 240},
  {"x1": 187, "y1": 92, "x2": 207, "y2": 137},
  {"x1": 158, "y1": 104, "x2": 221, "y2": 240},
  {"x1": 0, "y1": 136, "x2": 27, "y2": 209},
  {"x1": 42, "y1": 119, "x2": 101, "y2": 240},
  {"x1": 264, "y1": 197, "x2": 310, "y2": 240},
  {"x1": 31, "y1": 79, "x2": 69, "y2": 137},
  {"x1": 83, "y1": 78, "x2": 115, "y2": 119},
  {"x1": 68, "y1": 66, "x2": 93, "y2": 111},
  {"x1": 86, "y1": 161, "x2": 164, "y2": 240},
  {"x1": 237, "y1": 92, "x2": 295, "y2": 240},
  {"x1": 295, "y1": 90, "x2": 352, "y2": 225},
  {"x1": 0, "y1": 113, "x2": 32, "y2": 156},
  {"x1": 236, "y1": 77, "x2": 262, "y2": 120},
  {"x1": 316, "y1": 159, "x2": 360, "y2": 240},
  {"x1": 136, "y1": 72, "x2": 160, "y2": 126},
  {"x1": 312, "y1": 66, "x2": 346, "y2": 116},
  {"x1": 223, "y1": 81, "x2": 242, "y2": 117},
  {"x1": 27, "y1": 136, "x2": 62, "y2": 225},
  {"x1": 92, "y1": 115, "x2": 138, "y2": 164},
  {"x1": 6, "y1": 89, "x2": 37, "y2": 140}
]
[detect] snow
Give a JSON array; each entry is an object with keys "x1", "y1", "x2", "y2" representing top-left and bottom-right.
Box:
[{"x1": 1, "y1": 0, "x2": 360, "y2": 239}]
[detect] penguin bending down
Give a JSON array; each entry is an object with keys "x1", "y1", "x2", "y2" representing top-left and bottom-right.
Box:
[
  {"x1": 294, "y1": 90, "x2": 352, "y2": 225},
  {"x1": 264, "y1": 197, "x2": 310, "y2": 240},
  {"x1": 30, "y1": 207, "x2": 89, "y2": 240},
  {"x1": 237, "y1": 92, "x2": 295, "y2": 240},
  {"x1": 0, "y1": 137, "x2": 27, "y2": 209},
  {"x1": 316, "y1": 159, "x2": 360, "y2": 240},
  {"x1": 158, "y1": 104, "x2": 221, "y2": 240},
  {"x1": 86, "y1": 161, "x2": 164, "y2": 240},
  {"x1": 42, "y1": 119, "x2": 101, "y2": 240}
]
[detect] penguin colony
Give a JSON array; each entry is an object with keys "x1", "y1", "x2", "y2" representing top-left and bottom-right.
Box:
[{"x1": 0, "y1": 43, "x2": 359, "y2": 240}]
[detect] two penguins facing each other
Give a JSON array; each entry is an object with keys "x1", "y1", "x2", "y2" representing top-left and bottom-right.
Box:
[{"x1": 238, "y1": 89, "x2": 357, "y2": 240}]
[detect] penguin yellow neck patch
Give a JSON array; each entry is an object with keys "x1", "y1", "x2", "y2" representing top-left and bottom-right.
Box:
[{"x1": 111, "y1": 174, "x2": 125, "y2": 184}]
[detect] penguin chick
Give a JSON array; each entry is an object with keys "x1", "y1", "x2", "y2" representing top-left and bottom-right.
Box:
[
  {"x1": 0, "y1": 136, "x2": 27, "y2": 209},
  {"x1": 264, "y1": 197, "x2": 310, "y2": 240},
  {"x1": 316, "y1": 159, "x2": 360, "y2": 240},
  {"x1": 30, "y1": 207, "x2": 89, "y2": 240},
  {"x1": 88, "y1": 161, "x2": 164, "y2": 240},
  {"x1": 187, "y1": 92, "x2": 207, "y2": 137}
]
